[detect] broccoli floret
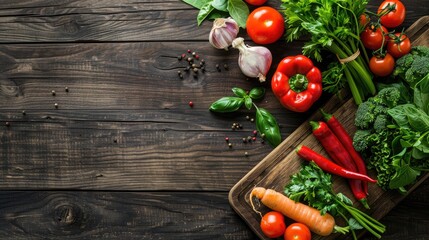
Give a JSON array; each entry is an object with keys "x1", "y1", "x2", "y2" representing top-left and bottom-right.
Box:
[
  {"x1": 353, "y1": 130, "x2": 372, "y2": 152},
  {"x1": 355, "y1": 87, "x2": 401, "y2": 129},
  {"x1": 354, "y1": 101, "x2": 376, "y2": 129},
  {"x1": 393, "y1": 46, "x2": 429, "y2": 88},
  {"x1": 373, "y1": 115, "x2": 388, "y2": 133},
  {"x1": 377, "y1": 87, "x2": 401, "y2": 108}
]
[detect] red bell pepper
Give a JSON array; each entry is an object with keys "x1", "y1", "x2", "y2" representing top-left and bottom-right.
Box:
[{"x1": 271, "y1": 55, "x2": 323, "y2": 112}]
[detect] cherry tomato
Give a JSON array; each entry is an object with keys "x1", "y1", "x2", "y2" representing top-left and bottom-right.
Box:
[
  {"x1": 359, "y1": 13, "x2": 370, "y2": 28},
  {"x1": 246, "y1": 6, "x2": 285, "y2": 45},
  {"x1": 244, "y1": 0, "x2": 267, "y2": 6},
  {"x1": 387, "y1": 32, "x2": 411, "y2": 58},
  {"x1": 378, "y1": 0, "x2": 406, "y2": 28},
  {"x1": 360, "y1": 24, "x2": 388, "y2": 50},
  {"x1": 260, "y1": 211, "x2": 287, "y2": 238},
  {"x1": 284, "y1": 223, "x2": 311, "y2": 240},
  {"x1": 369, "y1": 53, "x2": 395, "y2": 77}
]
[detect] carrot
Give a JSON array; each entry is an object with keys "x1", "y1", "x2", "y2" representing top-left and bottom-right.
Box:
[{"x1": 250, "y1": 187, "x2": 338, "y2": 237}]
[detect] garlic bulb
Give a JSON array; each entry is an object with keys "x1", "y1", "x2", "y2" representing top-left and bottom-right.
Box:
[
  {"x1": 232, "y1": 37, "x2": 272, "y2": 82},
  {"x1": 209, "y1": 18, "x2": 239, "y2": 50}
]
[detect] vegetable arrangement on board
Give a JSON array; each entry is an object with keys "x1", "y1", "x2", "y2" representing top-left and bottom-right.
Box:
[{"x1": 182, "y1": 0, "x2": 428, "y2": 239}]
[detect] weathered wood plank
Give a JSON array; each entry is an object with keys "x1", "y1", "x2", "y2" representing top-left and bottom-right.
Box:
[
  {"x1": 0, "y1": 186, "x2": 426, "y2": 240},
  {"x1": 0, "y1": 111, "x2": 312, "y2": 190},
  {"x1": 0, "y1": 0, "x2": 425, "y2": 43},
  {"x1": 0, "y1": 41, "x2": 305, "y2": 110},
  {"x1": 0, "y1": 191, "x2": 256, "y2": 240}
]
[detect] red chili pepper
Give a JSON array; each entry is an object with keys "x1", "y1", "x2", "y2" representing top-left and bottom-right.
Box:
[
  {"x1": 310, "y1": 121, "x2": 371, "y2": 208},
  {"x1": 296, "y1": 145, "x2": 377, "y2": 183},
  {"x1": 271, "y1": 55, "x2": 323, "y2": 112},
  {"x1": 321, "y1": 110, "x2": 369, "y2": 195}
]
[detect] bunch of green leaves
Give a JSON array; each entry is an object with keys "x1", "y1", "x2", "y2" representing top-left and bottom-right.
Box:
[
  {"x1": 281, "y1": 0, "x2": 374, "y2": 104},
  {"x1": 209, "y1": 87, "x2": 281, "y2": 147},
  {"x1": 353, "y1": 76, "x2": 429, "y2": 193},
  {"x1": 284, "y1": 162, "x2": 385, "y2": 239},
  {"x1": 182, "y1": 0, "x2": 249, "y2": 28}
]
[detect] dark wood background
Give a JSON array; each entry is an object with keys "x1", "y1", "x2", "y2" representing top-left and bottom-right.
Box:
[{"x1": 0, "y1": 0, "x2": 427, "y2": 239}]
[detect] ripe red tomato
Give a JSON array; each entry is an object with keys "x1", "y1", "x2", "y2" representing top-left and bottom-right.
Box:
[
  {"x1": 369, "y1": 53, "x2": 395, "y2": 77},
  {"x1": 284, "y1": 223, "x2": 311, "y2": 240},
  {"x1": 387, "y1": 32, "x2": 411, "y2": 58},
  {"x1": 359, "y1": 14, "x2": 370, "y2": 28},
  {"x1": 246, "y1": 6, "x2": 285, "y2": 45},
  {"x1": 378, "y1": 0, "x2": 406, "y2": 28},
  {"x1": 360, "y1": 24, "x2": 388, "y2": 50},
  {"x1": 244, "y1": 0, "x2": 267, "y2": 6},
  {"x1": 260, "y1": 211, "x2": 287, "y2": 238}
]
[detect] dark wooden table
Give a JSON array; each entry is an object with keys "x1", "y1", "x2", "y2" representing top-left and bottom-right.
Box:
[{"x1": 0, "y1": 1, "x2": 427, "y2": 239}]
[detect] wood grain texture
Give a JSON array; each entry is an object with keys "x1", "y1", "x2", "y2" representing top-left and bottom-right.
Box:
[{"x1": 0, "y1": 191, "x2": 257, "y2": 240}]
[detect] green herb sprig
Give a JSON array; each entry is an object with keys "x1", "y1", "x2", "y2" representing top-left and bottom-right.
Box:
[
  {"x1": 209, "y1": 87, "x2": 281, "y2": 147},
  {"x1": 182, "y1": 0, "x2": 249, "y2": 28},
  {"x1": 284, "y1": 162, "x2": 386, "y2": 239}
]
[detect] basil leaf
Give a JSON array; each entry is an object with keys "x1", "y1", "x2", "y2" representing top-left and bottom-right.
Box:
[
  {"x1": 249, "y1": 87, "x2": 266, "y2": 100},
  {"x1": 182, "y1": 0, "x2": 212, "y2": 9},
  {"x1": 208, "y1": 10, "x2": 230, "y2": 20},
  {"x1": 255, "y1": 108, "x2": 281, "y2": 147},
  {"x1": 198, "y1": 2, "x2": 215, "y2": 26},
  {"x1": 227, "y1": 0, "x2": 249, "y2": 28},
  {"x1": 209, "y1": 97, "x2": 244, "y2": 112},
  {"x1": 244, "y1": 96, "x2": 253, "y2": 110},
  {"x1": 212, "y1": 0, "x2": 228, "y2": 12},
  {"x1": 232, "y1": 87, "x2": 247, "y2": 97}
]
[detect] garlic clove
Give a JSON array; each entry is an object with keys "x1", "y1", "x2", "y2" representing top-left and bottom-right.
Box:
[
  {"x1": 232, "y1": 37, "x2": 272, "y2": 82},
  {"x1": 209, "y1": 18, "x2": 239, "y2": 51}
]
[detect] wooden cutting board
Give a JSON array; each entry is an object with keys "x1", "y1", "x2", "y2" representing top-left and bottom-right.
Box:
[{"x1": 229, "y1": 16, "x2": 429, "y2": 240}]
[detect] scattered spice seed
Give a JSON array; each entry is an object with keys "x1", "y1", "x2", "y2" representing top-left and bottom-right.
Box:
[
  {"x1": 245, "y1": 152, "x2": 249, "y2": 157},
  {"x1": 195, "y1": 54, "x2": 199, "y2": 60},
  {"x1": 224, "y1": 64, "x2": 229, "y2": 70},
  {"x1": 179, "y1": 74, "x2": 183, "y2": 79},
  {"x1": 185, "y1": 66, "x2": 190, "y2": 72},
  {"x1": 261, "y1": 133, "x2": 266, "y2": 139},
  {"x1": 189, "y1": 101, "x2": 194, "y2": 108},
  {"x1": 187, "y1": 57, "x2": 192, "y2": 62},
  {"x1": 242, "y1": 137, "x2": 247, "y2": 143},
  {"x1": 22, "y1": 110, "x2": 26, "y2": 115},
  {"x1": 201, "y1": 59, "x2": 205, "y2": 65},
  {"x1": 250, "y1": 118, "x2": 254, "y2": 122},
  {"x1": 228, "y1": 143, "x2": 232, "y2": 148},
  {"x1": 253, "y1": 130, "x2": 258, "y2": 136},
  {"x1": 246, "y1": 115, "x2": 250, "y2": 120},
  {"x1": 5, "y1": 122, "x2": 10, "y2": 127},
  {"x1": 177, "y1": 70, "x2": 182, "y2": 75},
  {"x1": 187, "y1": 49, "x2": 191, "y2": 53},
  {"x1": 54, "y1": 103, "x2": 58, "y2": 108},
  {"x1": 181, "y1": 53, "x2": 186, "y2": 58},
  {"x1": 225, "y1": 137, "x2": 229, "y2": 142},
  {"x1": 51, "y1": 90, "x2": 56, "y2": 96},
  {"x1": 178, "y1": 55, "x2": 182, "y2": 60},
  {"x1": 65, "y1": 87, "x2": 69, "y2": 92},
  {"x1": 252, "y1": 137, "x2": 257, "y2": 141},
  {"x1": 247, "y1": 136, "x2": 252, "y2": 142},
  {"x1": 192, "y1": 52, "x2": 196, "y2": 56}
]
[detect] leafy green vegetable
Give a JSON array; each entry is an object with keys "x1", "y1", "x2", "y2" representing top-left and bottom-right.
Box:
[
  {"x1": 284, "y1": 162, "x2": 385, "y2": 238},
  {"x1": 281, "y1": 0, "x2": 374, "y2": 104},
  {"x1": 209, "y1": 87, "x2": 281, "y2": 147},
  {"x1": 393, "y1": 46, "x2": 429, "y2": 88},
  {"x1": 182, "y1": 0, "x2": 249, "y2": 27},
  {"x1": 353, "y1": 77, "x2": 429, "y2": 192}
]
